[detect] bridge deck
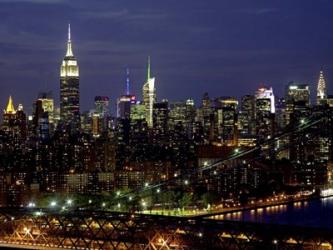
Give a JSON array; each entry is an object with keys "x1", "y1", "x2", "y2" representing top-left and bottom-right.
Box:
[{"x1": 0, "y1": 208, "x2": 332, "y2": 249}]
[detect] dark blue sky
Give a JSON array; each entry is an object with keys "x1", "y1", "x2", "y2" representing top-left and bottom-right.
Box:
[{"x1": 0, "y1": 0, "x2": 333, "y2": 114}]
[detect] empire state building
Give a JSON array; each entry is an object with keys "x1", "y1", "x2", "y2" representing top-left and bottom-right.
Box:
[{"x1": 60, "y1": 24, "x2": 80, "y2": 131}]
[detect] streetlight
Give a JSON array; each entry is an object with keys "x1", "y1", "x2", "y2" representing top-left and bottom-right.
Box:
[
  {"x1": 50, "y1": 201, "x2": 57, "y2": 208},
  {"x1": 34, "y1": 211, "x2": 42, "y2": 216},
  {"x1": 66, "y1": 199, "x2": 73, "y2": 206},
  {"x1": 27, "y1": 202, "x2": 35, "y2": 208}
]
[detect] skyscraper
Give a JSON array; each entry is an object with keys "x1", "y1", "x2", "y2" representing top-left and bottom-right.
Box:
[
  {"x1": 317, "y1": 70, "x2": 327, "y2": 105},
  {"x1": 255, "y1": 87, "x2": 275, "y2": 145},
  {"x1": 215, "y1": 97, "x2": 238, "y2": 146},
  {"x1": 286, "y1": 82, "x2": 310, "y2": 107},
  {"x1": 153, "y1": 100, "x2": 169, "y2": 144},
  {"x1": 60, "y1": 24, "x2": 80, "y2": 131},
  {"x1": 2, "y1": 96, "x2": 26, "y2": 140},
  {"x1": 2, "y1": 96, "x2": 16, "y2": 133},
  {"x1": 117, "y1": 95, "x2": 136, "y2": 119},
  {"x1": 142, "y1": 57, "x2": 156, "y2": 128},
  {"x1": 117, "y1": 69, "x2": 136, "y2": 119},
  {"x1": 239, "y1": 95, "x2": 255, "y2": 136}
]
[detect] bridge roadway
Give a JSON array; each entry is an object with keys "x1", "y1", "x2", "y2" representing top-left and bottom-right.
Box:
[{"x1": 0, "y1": 208, "x2": 332, "y2": 249}]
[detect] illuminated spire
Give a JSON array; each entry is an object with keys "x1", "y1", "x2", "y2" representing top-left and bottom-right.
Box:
[
  {"x1": 317, "y1": 70, "x2": 327, "y2": 104},
  {"x1": 66, "y1": 23, "x2": 74, "y2": 57},
  {"x1": 146, "y1": 56, "x2": 151, "y2": 81},
  {"x1": 126, "y1": 67, "x2": 130, "y2": 95},
  {"x1": 5, "y1": 96, "x2": 16, "y2": 114}
]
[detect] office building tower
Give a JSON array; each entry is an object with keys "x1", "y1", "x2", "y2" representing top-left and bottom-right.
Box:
[
  {"x1": 286, "y1": 82, "x2": 310, "y2": 107},
  {"x1": 142, "y1": 57, "x2": 156, "y2": 128},
  {"x1": 130, "y1": 101, "x2": 146, "y2": 121},
  {"x1": 2, "y1": 96, "x2": 26, "y2": 140},
  {"x1": 153, "y1": 100, "x2": 169, "y2": 144},
  {"x1": 255, "y1": 87, "x2": 275, "y2": 114},
  {"x1": 214, "y1": 97, "x2": 238, "y2": 146},
  {"x1": 197, "y1": 93, "x2": 213, "y2": 144},
  {"x1": 95, "y1": 96, "x2": 110, "y2": 118},
  {"x1": 169, "y1": 99, "x2": 196, "y2": 138},
  {"x1": 255, "y1": 87, "x2": 275, "y2": 145},
  {"x1": 94, "y1": 96, "x2": 110, "y2": 132},
  {"x1": 117, "y1": 95, "x2": 136, "y2": 119},
  {"x1": 239, "y1": 95, "x2": 255, "y2": 136},
  {"x1": 285, "y1": 82, "x2": 310, "y2": 126},
  {"x1": 60, "y1": 24, "x2": 80, "y2": 131},
  {"x1": 33, "y1": 93, "x2": 54, "y2": 137},
  {"x1": 2, "y1": 96, "x2": 17, "y2": 134}
]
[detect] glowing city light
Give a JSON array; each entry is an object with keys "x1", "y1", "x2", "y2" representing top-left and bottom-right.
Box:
[
  {"x1": 50, "y1": 201, "x2": 57, "y2": 207},
  {"x1": 27, "y1": 202, "x2": 35, "y2": 208}
]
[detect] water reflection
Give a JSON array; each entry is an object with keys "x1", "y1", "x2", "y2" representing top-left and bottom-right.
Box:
[{"x1": 211, "y1": 198, "x2": 333, "y2": 228}]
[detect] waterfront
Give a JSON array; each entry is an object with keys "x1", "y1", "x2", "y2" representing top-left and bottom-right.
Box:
[{"x1": 212, "y1": 196, "x2": 333, "y2": 229}]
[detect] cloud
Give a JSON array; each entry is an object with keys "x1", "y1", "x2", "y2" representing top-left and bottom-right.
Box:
[
  {"x1": 0, "y1": 0, "x2": 65, "y2": 3},
  {"x1": 80, "y1": 9, "x2": 167, "y2": 22},
  {"x1": 236, "y1": 8, "x2": 278, "y2": 15}
]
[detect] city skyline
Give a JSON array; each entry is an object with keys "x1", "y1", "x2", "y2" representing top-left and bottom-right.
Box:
[
  {"x1": 0, "y1": 0, "x2": 333, "y2": 113},
  {"x1": 1, "y1": 2, "x2": 333, "y2": 248}
]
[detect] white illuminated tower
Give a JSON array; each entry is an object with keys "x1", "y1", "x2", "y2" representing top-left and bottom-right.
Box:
[
  {"x1": 255, "y1": 86, "x2": 275, "y2": 113},
  {"x1": 316, "y1": 70, "x2": 327, "y2": 105},
  {"x1": 142, "y1": 56, "x2": 156, "y2": 127},
  {"x1": 60, "y1": 24, "x2": 80, "y2": 131}
]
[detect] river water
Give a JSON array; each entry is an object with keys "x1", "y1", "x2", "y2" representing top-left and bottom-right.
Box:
[{"x1": 214, "y1": 197, "x2": 333, "y2": 228}]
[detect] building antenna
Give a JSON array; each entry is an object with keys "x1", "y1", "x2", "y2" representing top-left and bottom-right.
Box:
[{"x1": 126, "y1": 67, "x2": 130, "y2": 95}]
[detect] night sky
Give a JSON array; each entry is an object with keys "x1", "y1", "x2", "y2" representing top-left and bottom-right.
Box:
[{"x1": 0, "y1": 0, "x2": 333, "y2": 115}]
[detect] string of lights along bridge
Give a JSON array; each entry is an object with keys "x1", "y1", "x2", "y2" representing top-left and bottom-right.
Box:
[{"x1": 1, "y1": 23, "x2": 333, "y2": 250}]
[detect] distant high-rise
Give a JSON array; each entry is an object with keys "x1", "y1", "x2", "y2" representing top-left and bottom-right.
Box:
[
  {"x1": 117, "y1": 95, "x2": 136, "y2": 119},
  {"x1": 117, "y1": 69, "x2": 136, "y2": 119},
  {"x1": 33, "y1": 93, "x2": 54, "y2": 139},
  {"x1": 239, "y1": 95, "x2": 256, "y2": 136},
  {"x1": 255, "y1": 87, "x2": 275, "y2": 114},
  {"x1": 214, "y1": 97, "x2": 238, "y2": 146},
  {"x1": 142, "y1": 57, "x2": 156, "y2": 128},
  {"x1": 95, "y1": 96, "x2": 110, "y2": 118},
  {"x1": 153, "y1": 100, "x2": 169, "y2": 144},
  {"x1": 255, "y1": 87, "x2": 275, "y2": 145},
  {"x1": 286, "y1": 82, "x2": 310, "y2": 107},
  {"x1": 130, "y1": 101, "x2": 146, "y2": 121},
  {"x1": 4, "y1": 96, "x2": 16, "y2": 115},
  {"x1": 2, "y1": 96, "x2": 26, "y2": 139},
  {"x1": 317, "y1": 70, "x2": 327, "y2": 105},
  {"x1": 2, "y1": 96, "x2": 16, "y2": 133},
  {"x1": 60, "y1": 24, "x2": 80, "y2": 131}
]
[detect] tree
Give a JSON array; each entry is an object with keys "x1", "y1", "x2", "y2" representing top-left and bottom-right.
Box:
[{"x1": 178, "y1": 192, "x2": 192, "y2": 211}]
